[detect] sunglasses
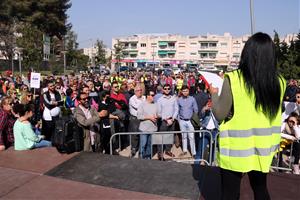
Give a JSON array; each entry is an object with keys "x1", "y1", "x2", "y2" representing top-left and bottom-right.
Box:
[
  {"x1": 150, "y1": 94, "x2": 155, "y2": 97},
  {"x1": 81, "y1": 97, "x2": 88, "y2": 101},
  {"x1": 164, "y1": 88, "x2": 171, "y2": 90},
  {"x1": 27, "y1": 95, "x2": 33, "y2": 97},
  {"x1": 113, "y1": 86, "x2": 119, "y2": 88}
]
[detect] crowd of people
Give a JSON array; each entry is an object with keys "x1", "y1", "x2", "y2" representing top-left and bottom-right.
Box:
[{"x1": 0, "y1": 62, "x2": 299, "y2": 173}]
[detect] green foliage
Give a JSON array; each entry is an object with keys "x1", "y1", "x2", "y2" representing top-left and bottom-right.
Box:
[
  {"x1": 274, "y1": 31, "x2": 300, "y2": 80},
  {"x1": 16, "y1": 23, "x2": 43, "y2": 71},
  {"x1": 95, "y1": 39, "x2": 107, "y2": 66},
  {"x1": 113, "y1": 40, "x2": 124, "y2": 68},
  {"x1": 6, "y1": 0, "x2": 72, "y2": 38}
]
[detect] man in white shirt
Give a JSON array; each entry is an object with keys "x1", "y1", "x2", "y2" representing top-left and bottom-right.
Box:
[{"x1": 128, "y1": 85, "x2": 145, "y2": 156}]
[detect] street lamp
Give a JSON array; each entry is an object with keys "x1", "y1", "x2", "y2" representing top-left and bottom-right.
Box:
[
  {"x1": 250, "y1": 0, "x2": 255, "y2": 35},
  {"x1": 15, "y1": 47, "x2": 23, "y2": 75},
  {"x1": 61, "y1": 51, "x2": 67, "y2": 75}
]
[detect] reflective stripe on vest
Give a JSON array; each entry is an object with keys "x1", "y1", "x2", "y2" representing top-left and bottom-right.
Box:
[
  {"x1": 220, "y1": 144, "x2": 279, "y2": 157},
  {"x1": 217, "y1": 70, "x2": 286, "y2": 173},
  {"x1": 219, "y1": 126, "x2": 281, "y2": 138}
]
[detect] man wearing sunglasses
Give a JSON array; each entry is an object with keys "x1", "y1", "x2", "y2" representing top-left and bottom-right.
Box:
[
  {"x1": 156, "y1": 84, "x2": 179, "y2": 160},
  {"x1": 74, "y1": 92, "x2": 107, "y2": 152}
]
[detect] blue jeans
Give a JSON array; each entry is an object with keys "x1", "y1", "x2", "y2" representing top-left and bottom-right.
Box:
[
  {"x1": 139, "y1": 133, "x2": 152, "y2": 159},
  {"x1": 196, "y1": 128, "x2": 218, "y2": 162},
  {"x1": 33, "y1": 128, "x2": 52, "y2": 149},
  {"x1": 178, "y1": 119, "x2": 196, "y2": 155},
  {"x1": 34, "y1": 140, "x2": 52, "y2": 148}
]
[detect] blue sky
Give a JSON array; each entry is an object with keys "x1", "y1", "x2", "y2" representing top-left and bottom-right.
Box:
[{"x1": 68, "y1": 0, "x2": 299, "y2": 48}]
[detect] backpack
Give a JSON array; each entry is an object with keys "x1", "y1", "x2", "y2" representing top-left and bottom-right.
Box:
[{"x1": 52, "y1": 117, "x2": 84, "y2": 154}]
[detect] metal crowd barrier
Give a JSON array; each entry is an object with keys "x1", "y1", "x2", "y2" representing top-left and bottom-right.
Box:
[
  {"x1": 271, "y1": 142, "x2": 294, "y2": 172},
  {"x1": 109, "y1": 130, "x2": 215, "y2": 165},
  {"x1": 109, "y1": 130, "x2": 296, "y2": 173}
]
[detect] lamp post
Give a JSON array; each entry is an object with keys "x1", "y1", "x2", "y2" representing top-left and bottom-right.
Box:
[
  {"x1": 15, "y1": 47, "x2": 23, "y2": 75},
  {"x1": 250, "y1": 0, "x2": 255, "y2": 35},
  {"x1": 61, "y1": 51, "x2": 67, "y2": 75},
  {"x1": 152, "y1": 46, "x2": 155, "y2": 68}
]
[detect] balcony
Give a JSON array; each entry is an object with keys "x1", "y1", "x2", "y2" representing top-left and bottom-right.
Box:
[{"x1": 199, "y1": 42, "x2": 218, "y2": 50}]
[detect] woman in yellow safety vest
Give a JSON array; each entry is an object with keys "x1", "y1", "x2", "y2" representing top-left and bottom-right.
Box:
[{"x1": 210, "y1": 32, "x2": 285, "y2": 200}]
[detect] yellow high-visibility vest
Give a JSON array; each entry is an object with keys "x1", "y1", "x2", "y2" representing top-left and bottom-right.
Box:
[
  {"x1": 176, "y1": 79, "x2": 183, "y2": 90},
  {"x1": 217, "y1": 70, "x2": 286, "y2": 173}
]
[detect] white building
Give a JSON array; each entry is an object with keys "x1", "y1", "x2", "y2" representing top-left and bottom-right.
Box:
[
  {"x1": 112, "y1": 33, "x2": 250, "y2": 71},
  {"x1": 83, "y1": 46, "x2": 111, "y2": 66}
]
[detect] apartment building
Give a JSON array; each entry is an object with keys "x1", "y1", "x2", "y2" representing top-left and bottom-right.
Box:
[
  {"x1": 83, "y1": 46, "x2": 111, "y2": 64},
  {"x1": 112, "y1": 33, "x2": 250, "y2": 71}
]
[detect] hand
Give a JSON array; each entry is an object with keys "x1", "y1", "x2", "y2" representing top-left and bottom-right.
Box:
[
  {"x1": 40, "y1": 135, "x2": 45, "y2": 140},
  {"x1": 35, "y1": 123, "x2": 40, "y2": 129},
  {"x1": 99, "y1": 110, "x2": 108, "y2": 118},
  {"x1": 149, "y1": 115, "x2": 157, "y2": 123},
  {"x1": 208, "y1": 84, "x2": 219, "y2": 95},
  {"x1": 166, "y1": 119, "x2": 173, "y2": 126}
]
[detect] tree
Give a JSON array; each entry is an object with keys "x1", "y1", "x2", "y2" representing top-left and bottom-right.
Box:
[
  {"x1": 16, "y1": 23, "x2": 43, "y2": 71},
  {"x1": 113, "y1": 40, "x2": 124, "y2": 71},
  {"x1": 274, "y1": 31, "x2": 300, "y2": 80},
  {"x1": 65, "y1": 29, "x2": 78, "y2": 68},
  {"x1": 0, "y1": 22, "x2": 16, "y2": 67},
  {"x1": 8, "y1": 0, "x2": 72, "y2": 38},
  {"x1": 95, "y1": 39, "x2": 107, "y2": 66},
  {"x1": 0, "y1": 0, "x2": 72, "y2": 72}
]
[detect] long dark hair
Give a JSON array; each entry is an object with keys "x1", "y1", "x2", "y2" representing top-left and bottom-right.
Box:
[{"x1": 238, "y1": 32, "x2": 282, "y2": 121}]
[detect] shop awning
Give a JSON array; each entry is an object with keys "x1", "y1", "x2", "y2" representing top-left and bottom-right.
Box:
[
  {"x1": 158, "y1": 41, "x2": 168, "y2": 46},
  {"x1": 158, "y1": 50, "x2": 167, "y2": 55},
  {"x1": 168, "y1": 50, "x2": 176, "y2": 54},
  {"x1": 129, "y1": 50, "x2": 138, "y2": 55}
]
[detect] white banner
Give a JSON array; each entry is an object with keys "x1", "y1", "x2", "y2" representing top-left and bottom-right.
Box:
[{"x1": 30, "y1": 72, "x2": 41, "y2": 88}]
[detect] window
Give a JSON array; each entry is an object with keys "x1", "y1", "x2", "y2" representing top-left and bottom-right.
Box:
[
  {"x1": 178, "y1": 52, "x2": 185, "y2": 55},
  {"x1": 131, "y1": 43, "x2": 137, "y2": 48},
  {"x1": 123, "y1": 43, "x2": 129, "y2": 49},
  {"x1": 209, "y1": 43, "x2": 217, "y2": 47},
  {"x1": 221, "y1": 42, "x2": 227, "y2": 47},
  {"x1": 200, "y1": 43, "x2": 208, "y2": 48},
  {"x1": 190, "y1": 52, "x2": 197, "y2": 56},
  {"x1": 168, "y1": 42, "x2": 175, "y2": 48},
  {"x1": 233, "y1": 53, "x2": 240, "y2": 58},
  {"x1": 178, "y1": 42, "x2": 185, "y2": 47},
  {"x1": 209, "y1": 53, "x2": 216, "y2": 59},
  {"x1": 122, "y1": 51, "x2": 129, "y2": 57},
  {"x1": 190, "y1": 42, "x2": 197, "y2": 47},
  {"x1": 151, "y1": 43, "x2": 157, "y2": 47},
  {"x1": 140, "y1": 52, "x2": 146, "y2": 55},
  {"x1": 233, "y1": 43, "x2": 241, "y2": 48},
  {"x1": 159, "y1": 54, "x2": 167, "y2": 58},
  {"x1": 140, "y1": 43, "x2": 146, "y2": 47},
  {"x1": 200, "y1": 53, "x2": 208, "y2": 58}
]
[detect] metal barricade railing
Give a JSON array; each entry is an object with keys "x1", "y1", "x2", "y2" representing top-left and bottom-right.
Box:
[
  {"x1": 109, "y1": 130, "x2": 214, "y2": 165},
  {"x1": 271, "y1": 142, "x2": 294, "y2": 172},
  {"x1": 214, "y1": 132, "x2": 295, "y2": 172}
]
